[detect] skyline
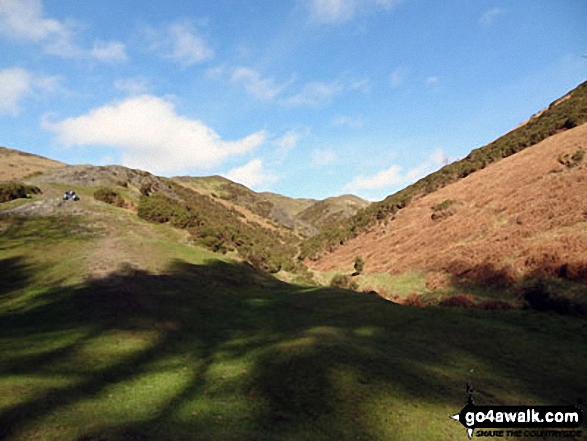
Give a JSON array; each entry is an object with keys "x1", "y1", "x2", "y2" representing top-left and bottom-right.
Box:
[{"x1": 1, "y1": 0, "x2": 586, "y2": 200}]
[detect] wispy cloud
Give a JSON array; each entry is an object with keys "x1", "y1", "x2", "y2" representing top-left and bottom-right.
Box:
[
  {"x1": 305, "y1": 0, "x2": 401, "y2": 24},
  {"x1": 344, "y1": 148, "x2": 450, "y2": 192},
  {"x1": 91, "y1": 40, "x2": 128, "y2": 63},
  {"x1": 425, "y1": 76, "x2": 440, "y2": 86},
  {"x1": 225, "y1": 159, "x2": 278, "y2": 188},
  {"x1": 114, "y1": 77, "x2": 150, "y2": 95},
  {"x1": 480, "y1": 7, "x2": 504, "y2": 27},
  {"x1": 389, "y1": 66, "x2": 408, "y2": 88},
  {"x1": 230, "y1": 67, "x2": 288, "y2": 101},
  {"x1": 143, "y1": 19, "x2": 214, "y2": 67},
  {"x1": 284, "y1": 80, "x2": 343, "y2": 106},
  {"x1": 0, "y1": 0, "x2": 127, "y2": 61},
  {"x1": 331, "y1": 116, "x2": 363, "y2": 128},
  {"x1": 350, "y1": 77, "x2": 371, "y2": 94},
  {"x1": 0, "y1": 67, "x2": 59, "y2": 115},
  {"x1": 42, "y1": 95, "x2": 266, "y2": 175},
  {"x1": 311, "y1": 148, "x2": 337, "y2": 166}
]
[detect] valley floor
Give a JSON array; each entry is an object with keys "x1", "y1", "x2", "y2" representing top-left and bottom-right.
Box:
[{"x1": 0, "y1": 210, "x2": 586, "y2": 440}]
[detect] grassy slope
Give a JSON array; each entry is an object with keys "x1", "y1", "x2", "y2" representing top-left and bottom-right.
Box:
[
  {"x1": 175, "y1": 176, "x2": 369, "y2": 238},
  {"x1": 0, "y1": 147, "x2": 64, "y2": 181},
  {"x1": 1, "y1": 191, "x2": 586, "y2": 440},
  {"x1": 302, "y1": 80, "x2": 587, "y2": 259}
]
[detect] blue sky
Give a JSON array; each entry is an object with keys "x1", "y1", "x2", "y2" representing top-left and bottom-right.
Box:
[{"x1": 1, "y1": 0, "x2": 586, "y2": 200}]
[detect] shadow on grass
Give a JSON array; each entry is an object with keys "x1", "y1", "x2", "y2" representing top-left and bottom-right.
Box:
[
  {"x1": 0, "y1": 256, "x2": 33, "y2": 298},
  {"x1": 0, "y1": 259, "x2": 585, "y2": 440}
]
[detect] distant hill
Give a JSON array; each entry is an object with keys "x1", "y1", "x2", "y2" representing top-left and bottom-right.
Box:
[
  {"x1": 301, "y1": 80, "x2": 587, "y2": 260},
  {"x1": 0, "y1": 147, "x2": 64, "y2": 181},
  {"x1": 174, "y1": 175, "x2": 369, "y2": 237}
]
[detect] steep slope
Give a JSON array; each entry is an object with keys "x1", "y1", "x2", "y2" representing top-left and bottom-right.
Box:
[
  {"x1": 175, "y1": 175, "x2": 369, "y2": 237},
  {"x1": 302, "y1": 80, "x2": 587, "y2": 259},
  {"x1": 1, "y1": 163, "x2": 302, "y2": 274},
  {"x1": 310, "y1": 124, "x2": 587, "y2": 287},
  {"x1": 0, "y1": 147, "x2": 64, "y2": 180}
]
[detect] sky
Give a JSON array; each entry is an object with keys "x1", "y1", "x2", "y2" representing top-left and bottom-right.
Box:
[{"x1": 1, "y1": 0, "x2": 586, "y2": 200}]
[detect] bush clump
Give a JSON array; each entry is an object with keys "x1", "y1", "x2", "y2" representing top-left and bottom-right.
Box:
[
  {"x1": 557, "y1": 148, "x2": 585, "y2": 168},
  {"x1": 354, "y1": 255, "x2": 365, "y2": 275},
  {"x1": 517, "y1": 278, "x2": 587, "y2": 316},
  {"x1": 93, "y1": 187, "x2": 126, "y2": 207},
  {"x1": 330, "y1": 274, "x2": 358, "y2": 290},
  {"x1": 0, "y1": 182, "x2": 41, "y2": 203},
  {"x1": 439, "y1": 293, "x2": 475, "y2": 308}
]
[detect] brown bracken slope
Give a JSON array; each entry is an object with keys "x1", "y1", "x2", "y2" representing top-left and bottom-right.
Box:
[
  {"x1": 0, "y1": 147, "x2": 64, "y2": 180},
  {"x1": 310, "y1": 124, "x2": 587, "y2": 284}
]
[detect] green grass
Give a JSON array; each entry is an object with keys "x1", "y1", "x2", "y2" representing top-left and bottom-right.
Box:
[{"x1": 1, "y1": 216, "x2": 586, "y2": 440}]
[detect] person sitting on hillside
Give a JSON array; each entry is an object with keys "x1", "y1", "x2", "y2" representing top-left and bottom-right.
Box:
[{"x1": 63, "y1": 190, "x2": 80, "y2": 201}]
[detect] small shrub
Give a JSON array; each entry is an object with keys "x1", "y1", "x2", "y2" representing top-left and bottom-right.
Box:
[
  {"x1": 479, "y1": 299, "x2": 514, "y2": 311},
  {"x1": 557, "y1": 148, "x2": 585, "y2": 168},
  {"x1": 440, "y1": 293, "x2": 475, "y2": 308},
  {"x1": 0, "y1": 182, "x2": 41, "y2": 203},
  {"x1": 403, "y1": 292, "x2": 426, "y2": 307},
  {"x1": 354, "y1": 255, "x2": 365, "y2": 275},
  {"x1": 330, "y1": 274, "x2": 358, "y2": 290},
  {"x1": 93, "y1": 187, "x2": 126, "y2": 207},
  {"x1": 431, "y1": 199, "x2": 458, "y2": 221}
]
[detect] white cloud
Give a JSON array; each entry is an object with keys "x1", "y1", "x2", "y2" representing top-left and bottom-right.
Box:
[
  {"x1": 350, "y1": 78, "x2": 371, "y2": 94},
  {"x1": 42, "y1": 95, "x2": 266, "y2": 175},
  {"x1": 91, "y1": 40, "x2": 128, "y2": 63},
  {"x1": 145, "y1": 20, "x2": 214, "y2": 67},
  {"x1": 389, "y1": 66, "x2": 408, "y2": 88},
  {"x1": 231, "y1": 67, "x2": 287, "y2": 101},
  {"x1": 426, "y1": 76, "x2": 440, "y2": 86},
  {"x1": 0, "y1": 67, "x2": 60, "y2": 116},
  {"x1": 480, "y1": 7, "x2": 504, "y2": 26},
  {"x1": 114, "y1": 77, "x2": 150, "y2": 95},
  {"x1": 311, "y1": 149, "x2": 337, "y2": 166},
  {"x1": 225, "y1": 159, "x2": 278, "y2": 188},
  {"x1": 284, "y1": 81, "x2": 342, "y2": 106},
  {"x1": 274, "y1": 130, "x2": 302, "y2": 151},
  {"x1": 331, "y1": 116, "x2": 363, "y2": 128},
  {"x1": 305, "y1": 0, "x2": 401, "y2": 24},
  {"x1": 0, "y1": 67, "x2": 32, "y2": 115},
  {"x1": 344, "y1": 148, "x2": 449, "y2": 191},
  {"x1": 0, "y1": 0, "x2": 127, "y2": 61}
]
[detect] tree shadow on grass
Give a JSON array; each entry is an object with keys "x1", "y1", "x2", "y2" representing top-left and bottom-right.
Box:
[
  {"x1": 0, "y1": 256, "x2": 33, "y2": 297},
  {"x1": 0, "y1": 259, "x2": 585, "y2": 440}
]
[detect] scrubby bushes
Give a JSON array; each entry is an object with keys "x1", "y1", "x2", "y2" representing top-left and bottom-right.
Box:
[
  {"x1": 353, "y1": 255, "x2": 364, "y2": 275},
  {"x1": 439, "y1": 293, "x2": 475, "y2": 308},
  {"x1": 330, "y1": 274, "x2": 358, "y2": 290},
  {"x1": 557, "y1": 148, "x2": 585, "y2": 168},
  {"x1": 93, "y1": 187, "x2": 126, "y2": 207},
  {"x1": 517, "y1": 278, "x2": 587, "y2": 316},
  {"x1": 0, "y1": 182, "x2": 41, "y2": 203},
  {"x1": 137, "y1": 185, "x2": 300, "y2": 274}
]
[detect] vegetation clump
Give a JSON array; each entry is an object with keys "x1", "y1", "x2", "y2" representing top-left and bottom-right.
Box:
[
  {"x1": 353, "y1": 255, "x2": 365, "y2": 275},
  {"x1": 430, "y1": 199, "x2": 459, "y2": 221},
  {"x1": 330, "y1": 274, "x2": 358, "y2": 290},
  {"x1": 557, "y1": 148, "x2": 585, "y2": 168},
  {"x1": 93, "y1": 187, "x2": 126, "y2": 207},
  {"x1": 0, "y1": 181, "x2": 41, "y2": 203},
  {"x1": 137, "y1": 184, "x2": 300, "y2": 273}
]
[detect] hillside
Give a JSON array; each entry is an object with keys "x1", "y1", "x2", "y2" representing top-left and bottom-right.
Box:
[
  {"x1": 1, "y1": 154, "x2": 585, "y2": 440},
  {"x1": 310, "y1": 124, "x2": 587, "y2": 311},
  {"x1": 175, "y1": 175, "x2": 369, "y2": 237},
  {"x1": 0, "y1": 147, "x2": 64, "y2": 181},
  {"x1": 302, "y1": 80, "x2": 587, "y2": 259}
]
